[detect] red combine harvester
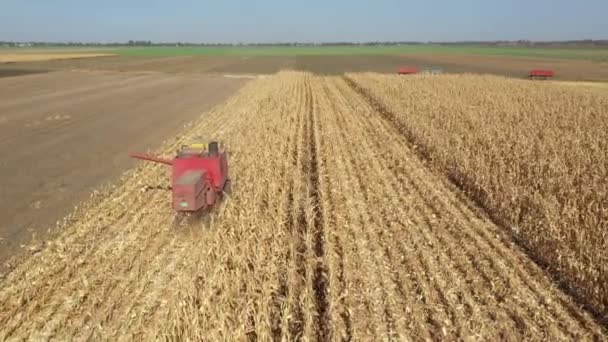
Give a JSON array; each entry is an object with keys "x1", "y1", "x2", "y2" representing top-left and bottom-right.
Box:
[
  {"x1": 528, "y1": 69, "x2": 555, "y2": 80},
  {"x1": 398, "y1": 67, "x2": 419, "y2": 75},
  {"x1": 129, "y1": 141, "x2": 230, "y2": 213}
]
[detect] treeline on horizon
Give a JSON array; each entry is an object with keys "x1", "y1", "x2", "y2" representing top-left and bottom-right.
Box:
[{"x1": 2, "y1": 39, "x2": 607, "y2": 48}]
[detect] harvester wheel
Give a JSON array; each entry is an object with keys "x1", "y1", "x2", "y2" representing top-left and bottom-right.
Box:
[
  {"x1": 206, "y1": 186, "x2": 217, "y2": 206},
  {"x1": 223, "y1": 179, "x2": 232, "y2": 195}
]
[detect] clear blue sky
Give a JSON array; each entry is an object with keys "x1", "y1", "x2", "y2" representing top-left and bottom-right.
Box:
[{"x1": 1, "y1": 0, "x2": 606, "y2": 43}]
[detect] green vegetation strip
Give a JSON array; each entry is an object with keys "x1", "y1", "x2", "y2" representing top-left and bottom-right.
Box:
[
  {"x1": 2, "y1": 45, "x2": 606, "y2": 61},
  {"x1": 112, "y1": 45, "x2": 608, "y2": 61}
]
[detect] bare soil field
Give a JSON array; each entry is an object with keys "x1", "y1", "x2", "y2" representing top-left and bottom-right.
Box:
[
  {"x1": 0, "y1": 68, "x2": 48, "y2": 78},
  {"x1": 2, "y1": 54, "x2": 607, "y2": 81},
  {"x1": 0, "y1": 72, "x2": 605, "y2": 340},
  {"x1": 0, "y1": 70, "x2": 246, "y2": 268},
  {"x1": 0, "y1": 56, "x2": 274, "y2": 75},
  {"x1": 208, "y1": 56, "x2": 296, "y2": 74}
]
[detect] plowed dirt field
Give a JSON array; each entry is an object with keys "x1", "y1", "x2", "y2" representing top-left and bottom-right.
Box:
[{"x1": 0, "y1": 72, "x2": 605, "y2": 341}]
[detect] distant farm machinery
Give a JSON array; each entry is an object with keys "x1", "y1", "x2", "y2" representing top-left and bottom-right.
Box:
[
  {"x1": 396, "y1": 65, "x2": 556, "y2": 80},
  {"x1": 398, "y1": 66, "x2": 443, "y2": 76},
  {"x1": 422, "y1": 69, "x2": 443, "y2": 75},
  {"x1": 528, "y1": 69, "x2": 555, "y2": 80}
]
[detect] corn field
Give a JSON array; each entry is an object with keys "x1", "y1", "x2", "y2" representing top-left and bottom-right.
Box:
[
  {"x1": 348, "y1": 72, "x2": 608, "y2": 324},
  {"x1": 0, "y1": 72, "x2": 606, "y2": 340}
]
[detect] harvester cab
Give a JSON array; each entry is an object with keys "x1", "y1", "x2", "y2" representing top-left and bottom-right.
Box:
[{"x1": 177, "y1": 141, "x2": 221, "y2": 158}]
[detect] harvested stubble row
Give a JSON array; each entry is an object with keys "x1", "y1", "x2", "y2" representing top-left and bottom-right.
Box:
[
  {"x1": 348, "y1": 73, "x2": 608, "y2": 324},
  {"x1": 0, "y1": 72, "x2": 605, "y2": 341}
]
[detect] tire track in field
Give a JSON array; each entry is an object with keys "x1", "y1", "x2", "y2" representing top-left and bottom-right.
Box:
[
  {"x1": 315, "y1": 82, "x2": 352, "y2": 340},
  {"x1": 283, "y1": 74, "x2": 332, "y2": 341},
  {"x1": 269, "y1": 81, "x2": 302, "y2": 341},
  {"x1": 305, "y1": 76, "x2": 331, "y2": 341},
  {"x1": 286, "y1": 76, "x2": 307, "y2": 340}
]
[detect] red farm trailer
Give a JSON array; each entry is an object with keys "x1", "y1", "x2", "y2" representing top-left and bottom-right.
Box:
[
  {"x1": 528, "y1": 69, "x2": 555, "y2": 80},
  {"x1": 398, "y1": 67, "x2": 419, "y2": 75}
]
